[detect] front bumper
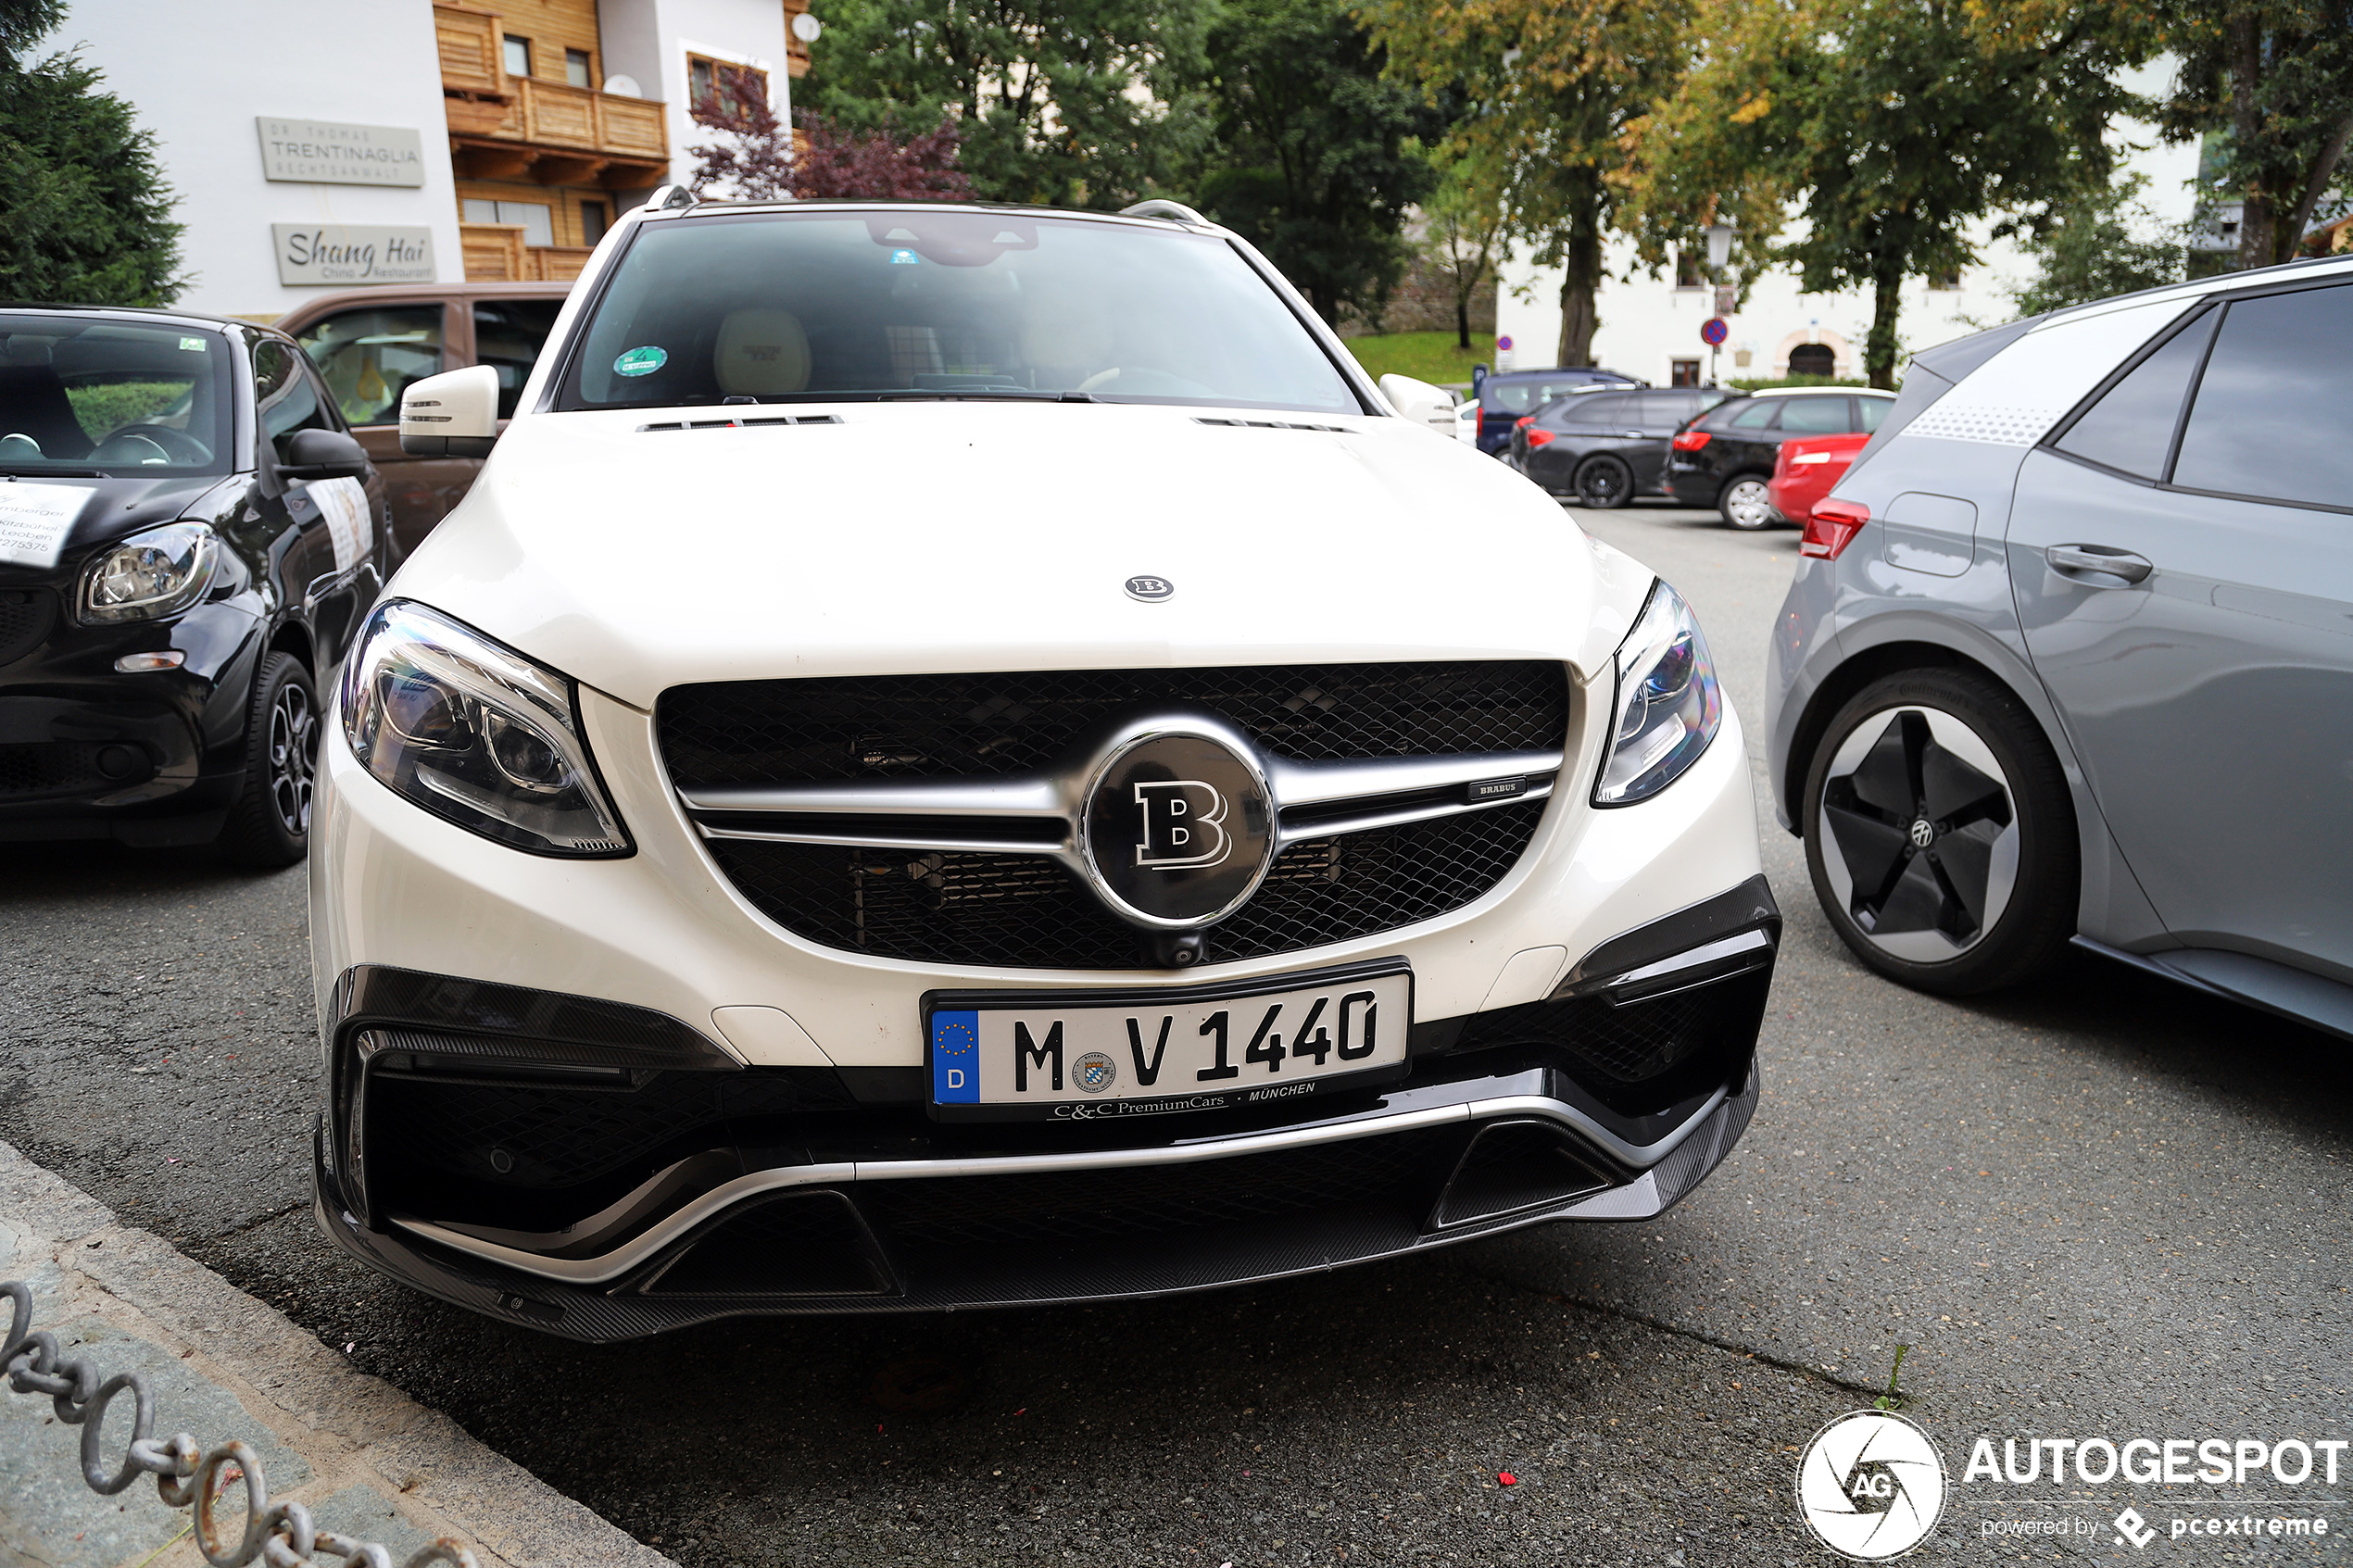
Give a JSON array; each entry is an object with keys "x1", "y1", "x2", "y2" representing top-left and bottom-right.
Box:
[{"x1": 311, "y1": 877, "x2": 1775, "y2": 1341}]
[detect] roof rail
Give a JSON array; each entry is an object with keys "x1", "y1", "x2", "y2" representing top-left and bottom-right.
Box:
[
  {"x1": 1119, "y1": 199, "x2": 1210, "y2": 226},
  {"x1": 644, "y1": 184, "x2": 699, "y2": 214}
]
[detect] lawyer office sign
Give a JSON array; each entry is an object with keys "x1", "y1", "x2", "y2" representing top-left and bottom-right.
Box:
[
  {"x1": 271, "y1": 225, "x2": 437, "y2": 286},
  {"x1": 256, "y1": 119, "x2": 426, "y2": 187}
]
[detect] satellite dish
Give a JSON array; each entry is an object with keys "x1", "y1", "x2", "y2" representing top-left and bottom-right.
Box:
[
  {"x1": 791, "y1": 11, "x2": 823, "y2": 42},
  {"x1": 602, "y1": 73, "x2": 641, "y2": 96}
]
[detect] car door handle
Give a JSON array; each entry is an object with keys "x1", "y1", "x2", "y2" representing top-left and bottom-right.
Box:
[
  {"x1": 2047, "y1": 544, "x2": 2153, "y2": 584},
  {"x1": 1623, "y1": 431, "x2": 1645, "y2": 438}
]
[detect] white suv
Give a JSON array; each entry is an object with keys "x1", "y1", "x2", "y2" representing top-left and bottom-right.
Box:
[{"x1": 309, "y1": 194, "x2": 1776, "y2": 1338}]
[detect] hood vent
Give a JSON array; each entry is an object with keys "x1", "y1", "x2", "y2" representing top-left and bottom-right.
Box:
[
  {"x1": 636, "y1": 415, "x2": 844, "y2": 433},
  {"x1": 1193, "y1": 417, "x2": 1350, "y2": 433}
]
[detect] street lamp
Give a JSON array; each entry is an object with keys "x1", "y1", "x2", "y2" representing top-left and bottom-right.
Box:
[{"x1": 1705, "y1": 221, "x2": 1734, "y2": 273}]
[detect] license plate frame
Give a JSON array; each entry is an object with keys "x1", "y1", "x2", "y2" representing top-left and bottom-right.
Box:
[{"x1": 922, "y1": 958, "x2": 1414, "y2": 1123}]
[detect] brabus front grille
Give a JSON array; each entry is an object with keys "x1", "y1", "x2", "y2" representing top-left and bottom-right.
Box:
[
  {"x1": 657, "y1": 661, "x2": 1567, "y2": 787},
  {"x1": 704, "y1": 798, "x2": 1548, "y2": 970},
  {"x1": 663, "y1": 661, "x2": 1568, "y2": 970}
]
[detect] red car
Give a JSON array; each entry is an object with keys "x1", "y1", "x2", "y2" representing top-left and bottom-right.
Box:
[{"x1": 1768, "y1": 432, "x2": 1869, "y2": 528}]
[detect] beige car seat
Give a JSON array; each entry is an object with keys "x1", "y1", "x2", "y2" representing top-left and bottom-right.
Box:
[{"x1": 714, "y1": 308, "x2": 812, "y2": 396}]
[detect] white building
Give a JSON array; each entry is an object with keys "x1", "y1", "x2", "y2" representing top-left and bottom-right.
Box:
[
  {"x1": 35, "y1": 0, "x2": 807, "y2": 320},
  {"x1": 1494, "y1": 64, "x2": 2200, "y2": 383}
]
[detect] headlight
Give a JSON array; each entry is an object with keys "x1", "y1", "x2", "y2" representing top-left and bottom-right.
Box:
[
  {"x1": 339, "y1": 600, "x2": 631, "y2": 856},
  {"x1": 1594, "y1": 579, "x2": 1722, "y2": 806},
  {"x1": 80, "y1": 522, "x2": 219, "y2": 623}
]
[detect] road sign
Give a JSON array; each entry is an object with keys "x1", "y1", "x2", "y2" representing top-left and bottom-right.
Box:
[
  {"x1": 1714, "y1": 284, "x2": 1738, "y2": 316},
  {"x1": 1496, "y1": 335, "x2": 1514, "y2": 351},
  {"x1": 1700, "y1": 318, "x2": 1730, "y2": 345}
]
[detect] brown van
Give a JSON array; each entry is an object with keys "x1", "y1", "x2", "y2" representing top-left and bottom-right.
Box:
[{"x1": 275, "y1": 281, "x2": 570, "y2": 558}]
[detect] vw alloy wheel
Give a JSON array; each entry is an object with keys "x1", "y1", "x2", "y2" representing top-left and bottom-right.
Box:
[{"x1": 1815, "y1": 703, "x2": 2018, "y2": 963}]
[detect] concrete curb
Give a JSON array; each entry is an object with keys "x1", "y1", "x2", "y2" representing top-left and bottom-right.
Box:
[{"x1": 0, "y1": 1139, "x2": 678, "y2": 1568}]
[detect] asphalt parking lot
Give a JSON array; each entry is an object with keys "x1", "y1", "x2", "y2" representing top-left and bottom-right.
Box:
[{"x1": 3, "y1": 501, "x2": 2347, "y2": 1565}]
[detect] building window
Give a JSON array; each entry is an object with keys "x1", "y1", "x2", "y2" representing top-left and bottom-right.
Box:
[
  {"x1": 1928, "y1": 268, "x2": 1962, "y2": 291},
  {"x1": 1670, "y1": 358, "x2": 1702, "y2": 388},
  {"x1": 688, "y1": 54, "x2": 769, "y2": 127},
  {"x1": 1674, "y1": 249, "x2": 1704, "y2": 290},
  {"x1": 580, "y1": 199, "x2": 609, "y2": 245},
  {"x1": 502, "y1": 35, "x2": 532, "y2": 78},
  {"x1": 566, "y1": 48, "x2": 593, "y2": 89},
  {"x1": 462, "y1": 197, "x2": 555, "y2": 249}
]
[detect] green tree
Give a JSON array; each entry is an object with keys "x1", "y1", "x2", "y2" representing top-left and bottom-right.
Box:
[
  {"x1": 2010, "y1": 173, "x2": 2186, "y2": 316},
  {"x1": 1418, "y1": 149, "x2": 1504, "y2": 349},
  {"x1": 2153, "y1": 0, "x2": 2353, "y2": 268},
  {"x1": 1364, "y1": 0, "x2": 1689, "y2": 368},
  {"x1": 1629, "y1": 0, "x2": 2154, "y2": 386},
  {"x1": 802, "y1": 0, "x2": 1211, "y2": 209},
  {"x1": 0, "y1": 0, "x2": 184, "y2": 306},
  {"x1": 1189, "y1": 0, "x2": 1442, "y2": 326}
]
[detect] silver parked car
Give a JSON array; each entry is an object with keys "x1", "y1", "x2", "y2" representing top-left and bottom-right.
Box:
[{"x1": 1766, "y1": 256, "x2": 2353, "y2": 1040}]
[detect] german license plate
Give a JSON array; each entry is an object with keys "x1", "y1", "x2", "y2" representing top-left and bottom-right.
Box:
[{"x1": 925, "y1": 961, "x2": 1412, "y2": 1123}]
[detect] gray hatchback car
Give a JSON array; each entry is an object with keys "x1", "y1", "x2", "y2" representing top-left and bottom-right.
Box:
[{"x1": 1766, "y1": 256, "x2": 2353, "y2": 1040}]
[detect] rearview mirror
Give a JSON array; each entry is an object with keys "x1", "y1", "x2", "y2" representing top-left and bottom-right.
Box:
[
  {"x1": 399, "y1": 365, "x2": 500, "y2": 458},
  {"x1": 278, "y1": 427, "x2": 371, "y2": 480},
  {"x1": 1378, "y1": 373, "x2": 1456, "y2": 437}
]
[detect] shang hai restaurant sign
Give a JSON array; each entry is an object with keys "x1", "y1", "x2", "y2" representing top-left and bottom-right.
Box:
[
  {"x1": 255, "y1": 119, "x2": 426, "y2": 187},
  {"x1": 271, "y1": 225, "x2": 437, "y2": 286}
]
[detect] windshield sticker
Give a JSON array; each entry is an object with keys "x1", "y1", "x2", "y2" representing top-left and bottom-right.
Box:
[
  {"x1": 0, "y1": 483, "x2": 97, "y2": 569},
  {"x1": 614, "y1": 345, "x2": 668, "y2": 377},
  {"x1": 890, "y1": 248, "x2": 920, "y2": 265},
  {"x1": 178, "y1": 336, "x2": 206, "y2": 352}
]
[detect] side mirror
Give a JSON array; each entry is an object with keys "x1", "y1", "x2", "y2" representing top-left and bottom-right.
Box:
[
  {"x1": 278, "y1": 427, "x2": 371, "y2": 480},
  {"x1": 1378, "y1": 373, "x2": 1457, "y2": 437},
  {"x1": 399, "y1": 365, "x2": 500, "y2": 458}
]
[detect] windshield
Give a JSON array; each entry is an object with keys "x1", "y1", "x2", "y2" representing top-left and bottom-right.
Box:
[
  {"x1": 0, "y1": 316, "x2": 232, "y2": 475},
  {"x1": 554, "y1": 208, "x2": 1362, "y2": 416},
  {"x1": 1482, "y1": 377, "x2": 1611, "y2": 414}
]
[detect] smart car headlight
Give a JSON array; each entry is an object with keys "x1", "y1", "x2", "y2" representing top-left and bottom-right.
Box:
[
  {"x1": 80, "y1": 521, "x2": 219, "y2": 623},
  {"x1": 340, "y1": 599, "x2": 631, "y2": 856},
  {"x1": 1594, "y1": 579, "x2": 1722, "y2": 806}
]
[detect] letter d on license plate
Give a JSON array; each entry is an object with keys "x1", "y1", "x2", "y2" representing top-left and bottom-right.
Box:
[{"x1": 924, "y1": 960, "x2": 1411, "y2": 1123}]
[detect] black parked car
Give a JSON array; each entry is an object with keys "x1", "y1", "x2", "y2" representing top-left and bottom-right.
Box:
[
  {"x1": 1509, "y1": 385, "x2": 1731, "y2": 507},
  {"x1": 1472, "y1": 367, "x2": 1640, "y2": 455},
  {"x1": 1664, "y1": 388, "x2": 1894, "y2": 528},
  {"x1": 0, "y1": 307, "x2": 384, "y2": 865}
]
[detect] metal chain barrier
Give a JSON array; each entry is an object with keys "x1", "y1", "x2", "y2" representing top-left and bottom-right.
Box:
[{"x1": 3, "y1": 1281, "x2": 480, "y2": 1568}]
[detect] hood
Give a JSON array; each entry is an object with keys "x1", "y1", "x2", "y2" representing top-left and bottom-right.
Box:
[
  {"x1": 391, "y1": 403, "x2": 1652, "y2": 710},
  {"x1": 0, "y1": 472, "x2": 239, "y2": 586}
]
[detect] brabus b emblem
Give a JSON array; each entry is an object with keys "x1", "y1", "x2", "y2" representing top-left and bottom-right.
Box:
[
  {"x1": 1135, "y1": 780, "x2": 1230, "y2": 869},
  {"x1": 1125, "y1": 576, "x2": 1174, "y2": 602}
]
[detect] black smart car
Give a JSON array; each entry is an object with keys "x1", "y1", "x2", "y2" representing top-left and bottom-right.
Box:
[
  {"x1": 0, "y1": 307, "x2": 384, "y2": 865},
  {"x1": 1662, "y1": 388, "x2": 1894, "y2": 528},
  {"x1": 1508, "y1": 385, "x2": 1730, "y2": 508}
]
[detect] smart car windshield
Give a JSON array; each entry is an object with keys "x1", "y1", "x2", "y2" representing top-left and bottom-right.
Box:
[
  {"x1": 553, "y1": 208, "x2": 1364, "y2": 416},
  {"x1": 0, "y1": 316, "x2": 232, "y2": 475}
]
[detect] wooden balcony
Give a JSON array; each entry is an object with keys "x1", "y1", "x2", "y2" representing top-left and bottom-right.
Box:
[
  {"x1": 460, "y1": 224, "x2": 596, "y2": 283},
  {"x1": 435, "y1": 3, "x2": 669, "y2": 189}
]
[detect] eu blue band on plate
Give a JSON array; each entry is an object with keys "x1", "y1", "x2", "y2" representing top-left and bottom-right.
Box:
[{"x1": 932, "y1": 1010, "x2": 979, "y2": 1102}]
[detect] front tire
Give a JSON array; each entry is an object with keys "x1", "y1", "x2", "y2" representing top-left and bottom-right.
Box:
[
  {"x1": 1718, "y1": 474, "x2": 1775, "y2": 530},
  {"x1": 1800, "y1": 668, "x2": 2077, "y2": 995},
  {"x1": 1574, "y1": 456, "x2": 1634, "y2": 509},
  {"x1": 218, "y1": 651, "x2": 319, "y2": 870}
]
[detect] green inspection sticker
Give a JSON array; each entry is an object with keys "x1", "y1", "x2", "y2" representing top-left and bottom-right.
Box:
[{"x1": 614, "y1": 345, "x2": 668, "y2": 377}]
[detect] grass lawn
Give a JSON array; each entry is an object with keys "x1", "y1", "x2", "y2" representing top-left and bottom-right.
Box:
[{"x1": 1340, "y1": 331, "x2": 1492, "y2": 388}]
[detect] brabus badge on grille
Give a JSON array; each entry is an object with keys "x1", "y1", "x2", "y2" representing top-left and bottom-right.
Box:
[
  {"x1": 1079, "y1": 721, "x2": 1275, "y2": 929},
  {"x1": 1125, "y1": 575, "x2": 1174, "y2": 602}
]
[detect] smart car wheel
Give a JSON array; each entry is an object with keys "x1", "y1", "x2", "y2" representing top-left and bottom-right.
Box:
[
  {"x1": 219, "y1": 651, "x2": 318, "y2": 870},
  {"x1": 1718, "y1": 475, "x2": 1774, "y2": 530},
  {"x1": 1575, "y1": 455, "x2": 1633, "y2": 509},
  {"x1": 1801, "y1": 669, "x2": 2077, "y2": 995}
]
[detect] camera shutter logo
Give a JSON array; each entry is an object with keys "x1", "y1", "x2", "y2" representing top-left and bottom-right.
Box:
[{"x1": 1795, "y1": 1411, "x2": 1947, "y2": 1561}]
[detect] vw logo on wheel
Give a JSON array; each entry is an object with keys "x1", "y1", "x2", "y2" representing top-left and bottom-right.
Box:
[
  {"x1": 1795, "y1": 1411, "x2": 1947, "y2": 1561},
  {"x1": 1907, "y1": 817, "x2": 1935, "y2": 849},
  {"x1": 1078, "y1": 720, "x2": 1273, "y2": 928}
]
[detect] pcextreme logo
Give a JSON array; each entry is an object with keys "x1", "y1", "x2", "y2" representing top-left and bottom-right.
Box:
[{"x1": 1797, "y1": 1411, "x2": 1949, "y2": 1561}]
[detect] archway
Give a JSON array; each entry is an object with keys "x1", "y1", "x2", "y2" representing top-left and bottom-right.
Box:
[{"x1": 1788, "y1": 343, "x2": 1836, "y2": 377}]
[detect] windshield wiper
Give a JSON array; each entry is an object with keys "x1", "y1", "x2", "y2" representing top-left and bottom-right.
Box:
[
  {"x1": 0, "y1": 467, "x2": 107, "y2": 479},
  {"x1": 711, "y1": 389, "x2": 1102, "y2": 405}
]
